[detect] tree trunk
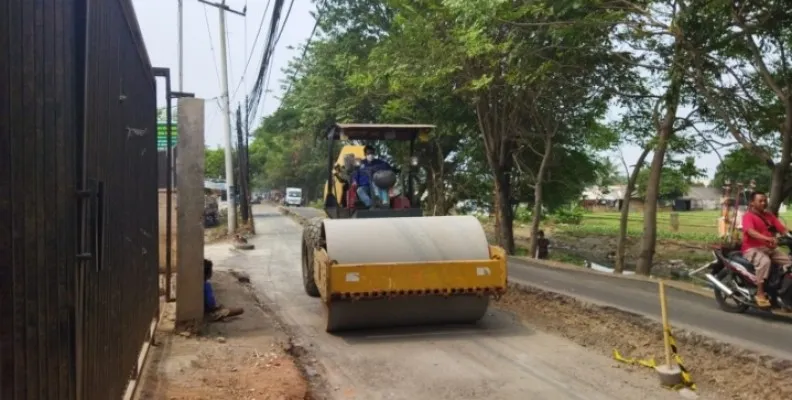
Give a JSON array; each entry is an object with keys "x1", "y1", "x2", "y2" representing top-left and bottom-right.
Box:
[
  {"x1": 614, "y1": 146, "x2": 651, "y2": 274},
  {"x1": 475, "y1": 96, "x2": 515, "y2": 254},
  {"x1": 529, "y1": 135, "x2": 553, "y2": 257},
  {"x1": 769, "y1": 106, "x2": 792, "y2": 214},
  {"x1": 493, "y1": 170, "x2": 515, "y2": 254},
  {"x1": 636, "y1": 49, "x2": 685, "y2": 276}
]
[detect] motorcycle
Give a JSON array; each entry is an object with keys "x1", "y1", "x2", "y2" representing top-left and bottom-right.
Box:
[{"x1": 704, "y1": 234, "x2": 792, "y2": 313}]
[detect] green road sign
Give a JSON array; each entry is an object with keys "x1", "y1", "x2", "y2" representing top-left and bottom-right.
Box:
[{"x1": 157, "y1": 121, "x2": 179, "y2": 150}]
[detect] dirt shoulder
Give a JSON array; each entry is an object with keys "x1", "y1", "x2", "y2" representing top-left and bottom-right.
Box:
[
  {"x1": 497, "y1": 284, "x2": 792, "y2": 400},
  {"x1": 135, "y1": 271, "x2": 311, "y2": 400}
]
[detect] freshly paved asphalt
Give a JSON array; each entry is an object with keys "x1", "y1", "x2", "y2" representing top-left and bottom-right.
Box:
[
  {"x1": 238, "y1": 205, "x2": 683, "y2": 400},
  {"x1": 282, "y1": 205, "x2": 792, "y2": 359}
]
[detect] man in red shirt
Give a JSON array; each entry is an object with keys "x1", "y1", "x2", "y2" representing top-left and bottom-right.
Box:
[{"x1": 741, "y1": 191, "x2": 792, "y2": 307}]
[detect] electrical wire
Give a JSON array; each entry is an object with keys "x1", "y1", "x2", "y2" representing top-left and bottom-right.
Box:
[
  {"x1": 226, "y1": 17, "x2": 234, "y2": 91},
  {"x1": 246, "y1": 0, "x2": 286, "y2": 123},
  {"x1": 253, "y1": 0, "x2": 295, "y2": 120},
  {"x1": 202, "y1": 4, "x2": 223, "y2": 92},
  {"x1": 245, "y1": 0, "x2": 299, "y2": 124},
  {"x1": 273, "y1": 0, "x2": 295, "y2": 46},
  {"x1": 278, "y1": 0, "x2": 324, "y2": 109},
  {"x1": 229, "y1": 0, "x2": 273, "y2": 105}
]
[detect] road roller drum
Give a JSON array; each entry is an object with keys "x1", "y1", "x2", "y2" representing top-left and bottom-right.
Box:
[{"x1": 302, "y1": 215, "x2": 508, "y2": 332}]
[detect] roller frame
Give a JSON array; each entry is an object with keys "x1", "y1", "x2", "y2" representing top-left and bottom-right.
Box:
[
  {"x1": 304, "y1": 215, "x2": 508, "y2": 332},
  {"x1": 313, "y1": 247, "x2": 507, "y2": 300}
]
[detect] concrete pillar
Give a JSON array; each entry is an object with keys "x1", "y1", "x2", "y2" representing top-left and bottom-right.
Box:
[{"x1": 175, "y1": 98, "x2": 205, "y2": 327}]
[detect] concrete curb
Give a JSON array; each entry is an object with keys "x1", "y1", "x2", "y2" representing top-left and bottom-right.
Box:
[
  {"x1": 510, "y1": 256, "x2": 716, "y2": 299},
  {"x1": 506, "y1": 280, "x2": 792, "y2": 367},
  {"x1": 275, "y1": 205, "x2": 715, "y2": 300},
  {"x1": 278, "y1": 206, "x2": 309, "y2": 225}
]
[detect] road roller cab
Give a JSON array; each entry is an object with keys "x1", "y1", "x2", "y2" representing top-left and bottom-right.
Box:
[
  {"x1": 302, "y1": 123, "x2": 508, "y2": 332},
  {"x1": 322, "y1": 123, "x2": 430, "y2": 219}
]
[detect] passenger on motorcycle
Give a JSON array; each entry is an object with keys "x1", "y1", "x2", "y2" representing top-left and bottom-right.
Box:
[{"x1": 741, "y1": 191, "x2": 792, "y2": 307}]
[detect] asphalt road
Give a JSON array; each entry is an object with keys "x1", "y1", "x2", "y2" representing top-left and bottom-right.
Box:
[
  {"x1": 282, "y1": 205, "x2": 792, "y2": 360},
  {"x1": 210, "y1": 205, "x2": 683, "y2": 400}
]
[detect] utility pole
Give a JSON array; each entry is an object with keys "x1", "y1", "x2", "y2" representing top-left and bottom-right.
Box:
[
  {"x1": 235, "y1": 104, "x2": 250, "y2": 223},
  {"x1": 245, "y1": 95, "x2": 251, "y2": 197},
  {"x1": 199, "y1": 0, "x2": 246, "y2": 232}
]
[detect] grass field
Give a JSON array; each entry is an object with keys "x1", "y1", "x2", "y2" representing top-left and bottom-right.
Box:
[{"x1": 552, "y1": 210, "x2": 792, "y2": 242}]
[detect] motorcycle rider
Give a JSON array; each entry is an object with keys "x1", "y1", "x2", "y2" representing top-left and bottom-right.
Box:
[{"x1": 741, "y1": 191, "x2": 792, "y2": 307}]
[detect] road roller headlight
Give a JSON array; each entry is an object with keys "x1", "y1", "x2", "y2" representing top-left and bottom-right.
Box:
[{"x1": 410, "y1": 156, "x2": 419, "y2": 166}]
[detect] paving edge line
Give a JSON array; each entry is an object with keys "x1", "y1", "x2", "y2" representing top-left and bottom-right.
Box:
[
  {"x1": 510, "y1": 256, "x2": 716, "y2": 299},
  {"x1": 275, "y1": 206, "x2": 792, "y2": 369},
  {"x1": 505, "y1": 280, "x2": 792, "y2": 370},
  {"x1": 274, "y1": 205, "x2": 714, "y2": 299}
]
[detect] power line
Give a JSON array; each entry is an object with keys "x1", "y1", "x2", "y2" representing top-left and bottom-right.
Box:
[
  {"x1": 226, "y1": 18, "x2": 234, "y2": 91},
  {"x1": 252, "y1": 0, "x2": 295, "y2": 122},
  {"x1": 258, "y1": 51, "x2": 277, "y2": 117},
  {"x1": 246, "y1": 0, "x2": 300, "y2": 125},
  {"x1": 246, "y1": 0, "x2": 286, "y2": 124},
  {"x1": 274, "y1": 0, "x2": 295, "y2": 46},
  {"x1": 243, "y1": 1, "x2": 248, "y2": 100},
  {"x1": 229, "y1": 0, "x2": 273, "y2": 105},
  {"x1": 202, "y1": 4, "x2": 223, "y2": 90},
  {"x1": 278, "y1": 1, "x2": 324, "y2": 109}
]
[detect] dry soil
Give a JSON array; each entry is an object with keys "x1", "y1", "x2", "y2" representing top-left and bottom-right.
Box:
[{"x1": 136, "y1": 271, "x2": 310, "y2": 400}]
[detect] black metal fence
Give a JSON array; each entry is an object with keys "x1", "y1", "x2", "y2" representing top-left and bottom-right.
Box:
[{"x1": 0, "y1": 1, "x2": 160, "y2": 399}]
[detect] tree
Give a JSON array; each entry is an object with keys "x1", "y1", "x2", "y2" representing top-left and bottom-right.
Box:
[
  {"x1": 615, "y1": 144, "x2": 651, "y2": 274},
  {"x1": 712, "y1": 147, "x2": 773, "y2": 192},
  {"x1": 636, "y1": 167, "x2": 689, "y2": 200},
  {"x1": 205, "y1": 147, "x2": 225, "y2": 179},
  {"x1": 681, "y1": 0, "x2": 792, "y2": 213},
  {"x1": 594, "y1": 157, "x2": 627, "y2": 189}
]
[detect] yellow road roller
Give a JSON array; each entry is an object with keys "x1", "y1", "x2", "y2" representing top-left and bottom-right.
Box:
[{"x1": 301, "y1": 123, "x2": 508, "y2": 332}]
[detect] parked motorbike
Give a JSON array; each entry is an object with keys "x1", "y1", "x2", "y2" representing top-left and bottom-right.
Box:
[{"x1": 704, "y1": 234, "x2": 792, "y2": 313}]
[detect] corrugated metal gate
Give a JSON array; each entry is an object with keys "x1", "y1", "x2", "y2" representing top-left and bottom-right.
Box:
[{"x1": 0, "y1": 1, "x2": 159, "y2": 399}]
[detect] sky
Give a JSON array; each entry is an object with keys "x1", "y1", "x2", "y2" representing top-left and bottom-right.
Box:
[
  {"x1": 131, "y1": 0, "x2": 723, "y2": 180},
  {"x1": 132, "y1": 0, "x2": 316, "y2": 149}
]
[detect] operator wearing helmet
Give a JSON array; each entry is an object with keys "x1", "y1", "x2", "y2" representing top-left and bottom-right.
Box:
[{"x1": 352, "y1": 145, "x2": 393, "y2": 207}]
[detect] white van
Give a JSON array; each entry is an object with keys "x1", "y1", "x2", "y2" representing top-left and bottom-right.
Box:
[{"x1": 284, "y1": 187, "x2": 303, "y2": 207}]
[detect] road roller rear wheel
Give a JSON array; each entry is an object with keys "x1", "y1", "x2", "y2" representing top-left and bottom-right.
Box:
[{"x1": 301, "y1": 217, "x2": 323, "y2": 297}]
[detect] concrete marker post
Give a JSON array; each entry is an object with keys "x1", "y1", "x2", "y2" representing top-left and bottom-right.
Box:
[
  {"x1": 175, "y1": 98, "x2": 206, "y2": 329},
  {"x1": 655, "y1": 280, "x2": 683, "y2": 386}
]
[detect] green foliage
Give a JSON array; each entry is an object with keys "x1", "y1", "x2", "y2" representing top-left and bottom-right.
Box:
[
  {"x1": 561, "y1": 224, "x2": 720, "y2": 243},
  {"x1": 634, "y1": 156, "x2": 706, "y2": 200},
  {"x1": 244, "y1": 0, "x2": 792, "y2": 258},
  {"x1": 636, "y1": 167, "x2": 689, "y2": 200},
  {"x1": 205, "y1": 147, "x2": 225, "y2": 180},
  {"x1": 712, "y1": 147, "x2": 773, "y2": 192},
  {"x1": 514, "y1": 205, "x2": 539, "y2": 223},
  {"x1": 551, "y1": 206, "x2": 585, "y2": 225}
]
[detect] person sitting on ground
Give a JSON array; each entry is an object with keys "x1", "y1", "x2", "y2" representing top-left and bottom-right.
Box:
[
  {"x1": 204, "y1": 259, "x2": 244, "y2": 321},
  {"x1": 536, "y1": 230, "x2": 550, "y2": 260},
  {"x1": 741, "y1": 191, "x2": 792, "y2": 308},
  {"x1": 352, "y1": 145, "x2": 394, "y2": 208}
]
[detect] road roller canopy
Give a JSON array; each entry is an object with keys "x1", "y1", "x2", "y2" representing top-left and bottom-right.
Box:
[{"x1": 326, "y1": 123, "x2": 435, "y2": 141}]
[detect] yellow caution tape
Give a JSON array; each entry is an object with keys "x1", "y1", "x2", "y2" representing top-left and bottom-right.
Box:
[{"x1": 613, "y1": 329, "x2": 697, "y2": 392}]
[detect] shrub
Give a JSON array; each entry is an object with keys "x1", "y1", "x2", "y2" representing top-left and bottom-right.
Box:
[{"x1": 552, "y1": 206, "x2": 584, "y2": 225}]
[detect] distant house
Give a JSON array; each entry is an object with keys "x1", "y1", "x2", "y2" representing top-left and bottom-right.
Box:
[
  {"x1": 673, "y1": 186, "x2": 722, "y2": 211},
  {"x1": 581, "y1": 185, "x2": 643, "y2": 211}
]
